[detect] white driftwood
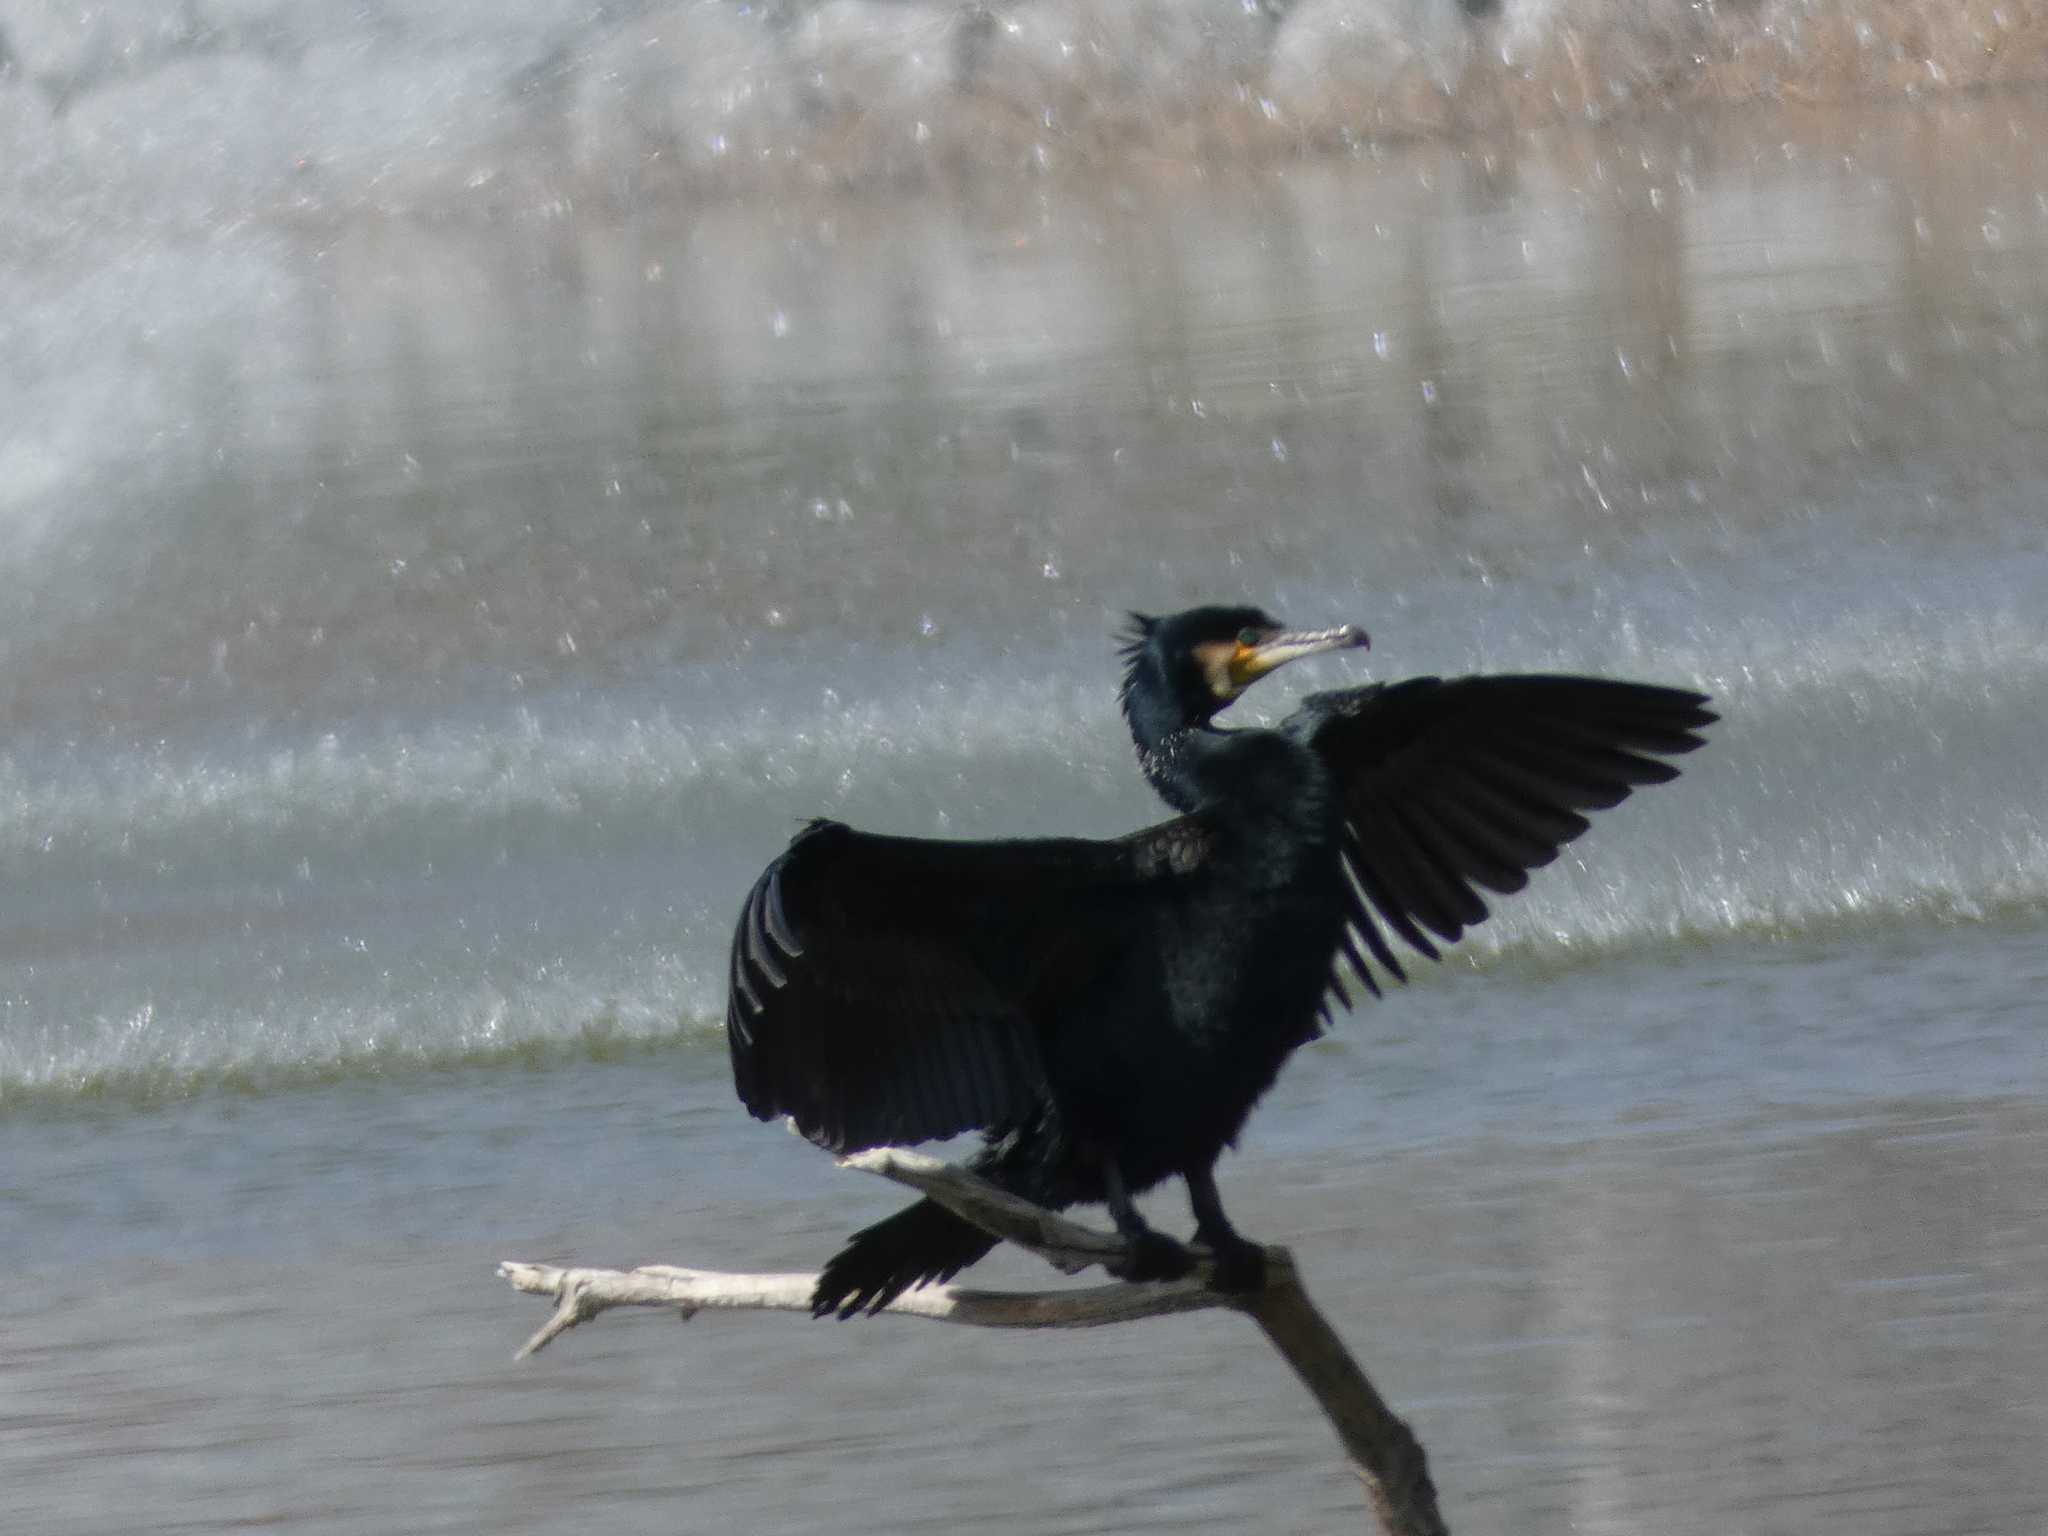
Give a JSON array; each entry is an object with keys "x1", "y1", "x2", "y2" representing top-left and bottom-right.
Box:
[
  {"x1": 498, "y1": 1260, "x2": 1229, "y2": 1354},
  {"x1": 498, "y1": 1148, "x2": 1446, "y2": 1536}
]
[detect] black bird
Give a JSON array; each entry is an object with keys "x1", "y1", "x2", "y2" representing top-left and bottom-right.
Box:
[{"x1": 726, "y1": 606, "x2": 1713, "y2": 1316}]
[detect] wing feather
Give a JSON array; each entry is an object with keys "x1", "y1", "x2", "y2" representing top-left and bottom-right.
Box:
[
  {"x1": 1291, "y1": 674, "x2": 1713, "y2": 997},
  {"x1": 725, "y1": 816, "x2": 1213, "y2": 1153},
  {"x1": 1339, "y1": 864, "x2": 1410, "y2": 984},
  {"x1": 1343, "y1": 825, "x2": 1441, "y2": 962},
  {"x1": 1359, "y1": 802, "x2": 1470, "y2": 941},
  {"x1": 1387, "y1": 801, "x2": 1490, "y2": 931},
  {"x1": 1402, "y1": 794, "x2": 1527, "y2": 896},
  {"x1": 1336, "y1": 923, "x2": 1385, "y2": 999},
  {"x1": 1422, "y1": 770, "x2": 1549, "y2": 877},
  {"x1": 740, "y1": 880, "x2": 788, "y2": 988}
]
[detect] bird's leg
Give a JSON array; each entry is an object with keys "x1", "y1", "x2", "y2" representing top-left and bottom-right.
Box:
[
  {"x1": 1184, "y1": 1163, "x2": 1268, "y2": 1294},
  {"x1": 1101, "y1": 1158, "x2": 1195, "y2": 1284}
]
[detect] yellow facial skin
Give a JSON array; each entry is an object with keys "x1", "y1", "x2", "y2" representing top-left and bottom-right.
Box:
[{"x1": 1197, "y1": 624, "x2": 1370, "y2": 703}]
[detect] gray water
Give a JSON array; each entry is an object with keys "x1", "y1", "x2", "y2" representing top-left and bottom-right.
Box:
[{"x1": 4, "y1": 14, "x2": 2048, "y2": 1529}]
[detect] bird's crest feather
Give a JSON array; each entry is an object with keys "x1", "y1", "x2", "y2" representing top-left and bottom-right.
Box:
[{"x1": 1118, "y1": 611, "x2": 1159, "y2": 660}]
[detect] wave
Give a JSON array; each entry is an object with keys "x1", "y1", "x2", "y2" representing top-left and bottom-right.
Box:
[
  {"x1": 8, "y1": 874, "x2": 2040, "y2": 1112},
  {"x1": 0, "y1": 1008, "x2": 710, "y2": 1114},
  {"x1": 7, "y1": 568, "x2": 2048, "y2": 1108}
]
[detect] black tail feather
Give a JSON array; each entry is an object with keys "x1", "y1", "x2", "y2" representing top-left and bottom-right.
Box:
[{"x1": 812, "y1": 1196, "x2": 1000, "y2": 1319}]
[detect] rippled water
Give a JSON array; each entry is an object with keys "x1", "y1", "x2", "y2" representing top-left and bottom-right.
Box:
[{"x1": 3, "y1": 22, "x2": 2047, "y2": 1531}]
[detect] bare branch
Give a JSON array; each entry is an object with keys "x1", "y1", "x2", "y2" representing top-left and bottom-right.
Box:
[
  {"x1": 496, "y1": 1150, "x2": 1448, "y2": 1536},
  {"x1": 839, "y1": 1146, "x2": 1205, "y2": 1277},
  {"x1": 1237, "y1": 1271, "x2": 1449, "y2": 1536},
  {"x1": 497, "y1": 1259, "x2": 1229, "y2": 1357}
]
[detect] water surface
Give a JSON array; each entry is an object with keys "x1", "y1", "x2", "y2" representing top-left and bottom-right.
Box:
[{"x1": 2, "y1": 64, "x2": 2047, "y2": 1536}]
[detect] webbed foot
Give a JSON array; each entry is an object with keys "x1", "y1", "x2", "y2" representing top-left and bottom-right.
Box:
[
  {"x1": 1201, "y1": 1230, "x2": 1269, "y2": 1294},
  {"x1": 1108, "y1": 1229, "x2": 1197, "y2": 1284}
]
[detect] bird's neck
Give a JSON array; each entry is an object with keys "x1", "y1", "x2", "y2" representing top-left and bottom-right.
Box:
[
  {"x1": 1133, "y1": 726, "x2": 1227, "y2": 815},
  {"x1": 1126, "y1": 693, "x2": 1338, "y2": 856},
  {"x1": 1121, "y1": 675, "x2": 1219, "y2": 813}
]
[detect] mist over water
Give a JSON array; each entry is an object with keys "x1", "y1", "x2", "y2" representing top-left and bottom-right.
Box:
[{"x1": 4, "y1": 6, "x2": 2048, "y2": 1533}]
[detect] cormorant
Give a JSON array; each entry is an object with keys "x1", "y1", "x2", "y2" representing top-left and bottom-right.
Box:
[{"x1": 726, "y1": 606, "x2": 1713, "y2": 1317}]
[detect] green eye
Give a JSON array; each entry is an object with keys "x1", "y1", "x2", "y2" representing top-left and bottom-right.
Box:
[{"x1": 1237, "y1": 627, "x2": 1261, "y2": 647}]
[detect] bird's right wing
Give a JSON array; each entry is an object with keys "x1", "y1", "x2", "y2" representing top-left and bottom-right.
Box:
[
  {"x1": 726, "y1": 816, "x2": 1214, "y2": 1154},
  {"x1": 1287, "y1": 674, "x2": 1715, "y2": 995}
]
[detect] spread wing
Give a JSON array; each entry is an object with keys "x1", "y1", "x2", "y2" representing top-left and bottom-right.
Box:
[
  {"x1": 1286, "y1": 675, "x2": 1715, "y2": 997},
  {"x1": 726, "y1": 816, "x2": 1215, "y2": 1154}
]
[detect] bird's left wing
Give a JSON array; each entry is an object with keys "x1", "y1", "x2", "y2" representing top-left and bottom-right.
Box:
[
  {"x1": 726, "y1": 816, "x2": 1213, "y2": 1154},
  {"x1": 1286, "y1": 674, "x2": 1715, "y2": 997}
]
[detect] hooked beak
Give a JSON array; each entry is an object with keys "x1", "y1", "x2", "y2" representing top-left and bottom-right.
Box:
[{"x1": 1227, "y1": 623, "x2": 1370, "y2": 690}]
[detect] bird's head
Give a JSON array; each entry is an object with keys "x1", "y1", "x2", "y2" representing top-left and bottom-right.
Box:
[{"x1": 1119, "y1": 605, "x2": 1370, "y2": 730}]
